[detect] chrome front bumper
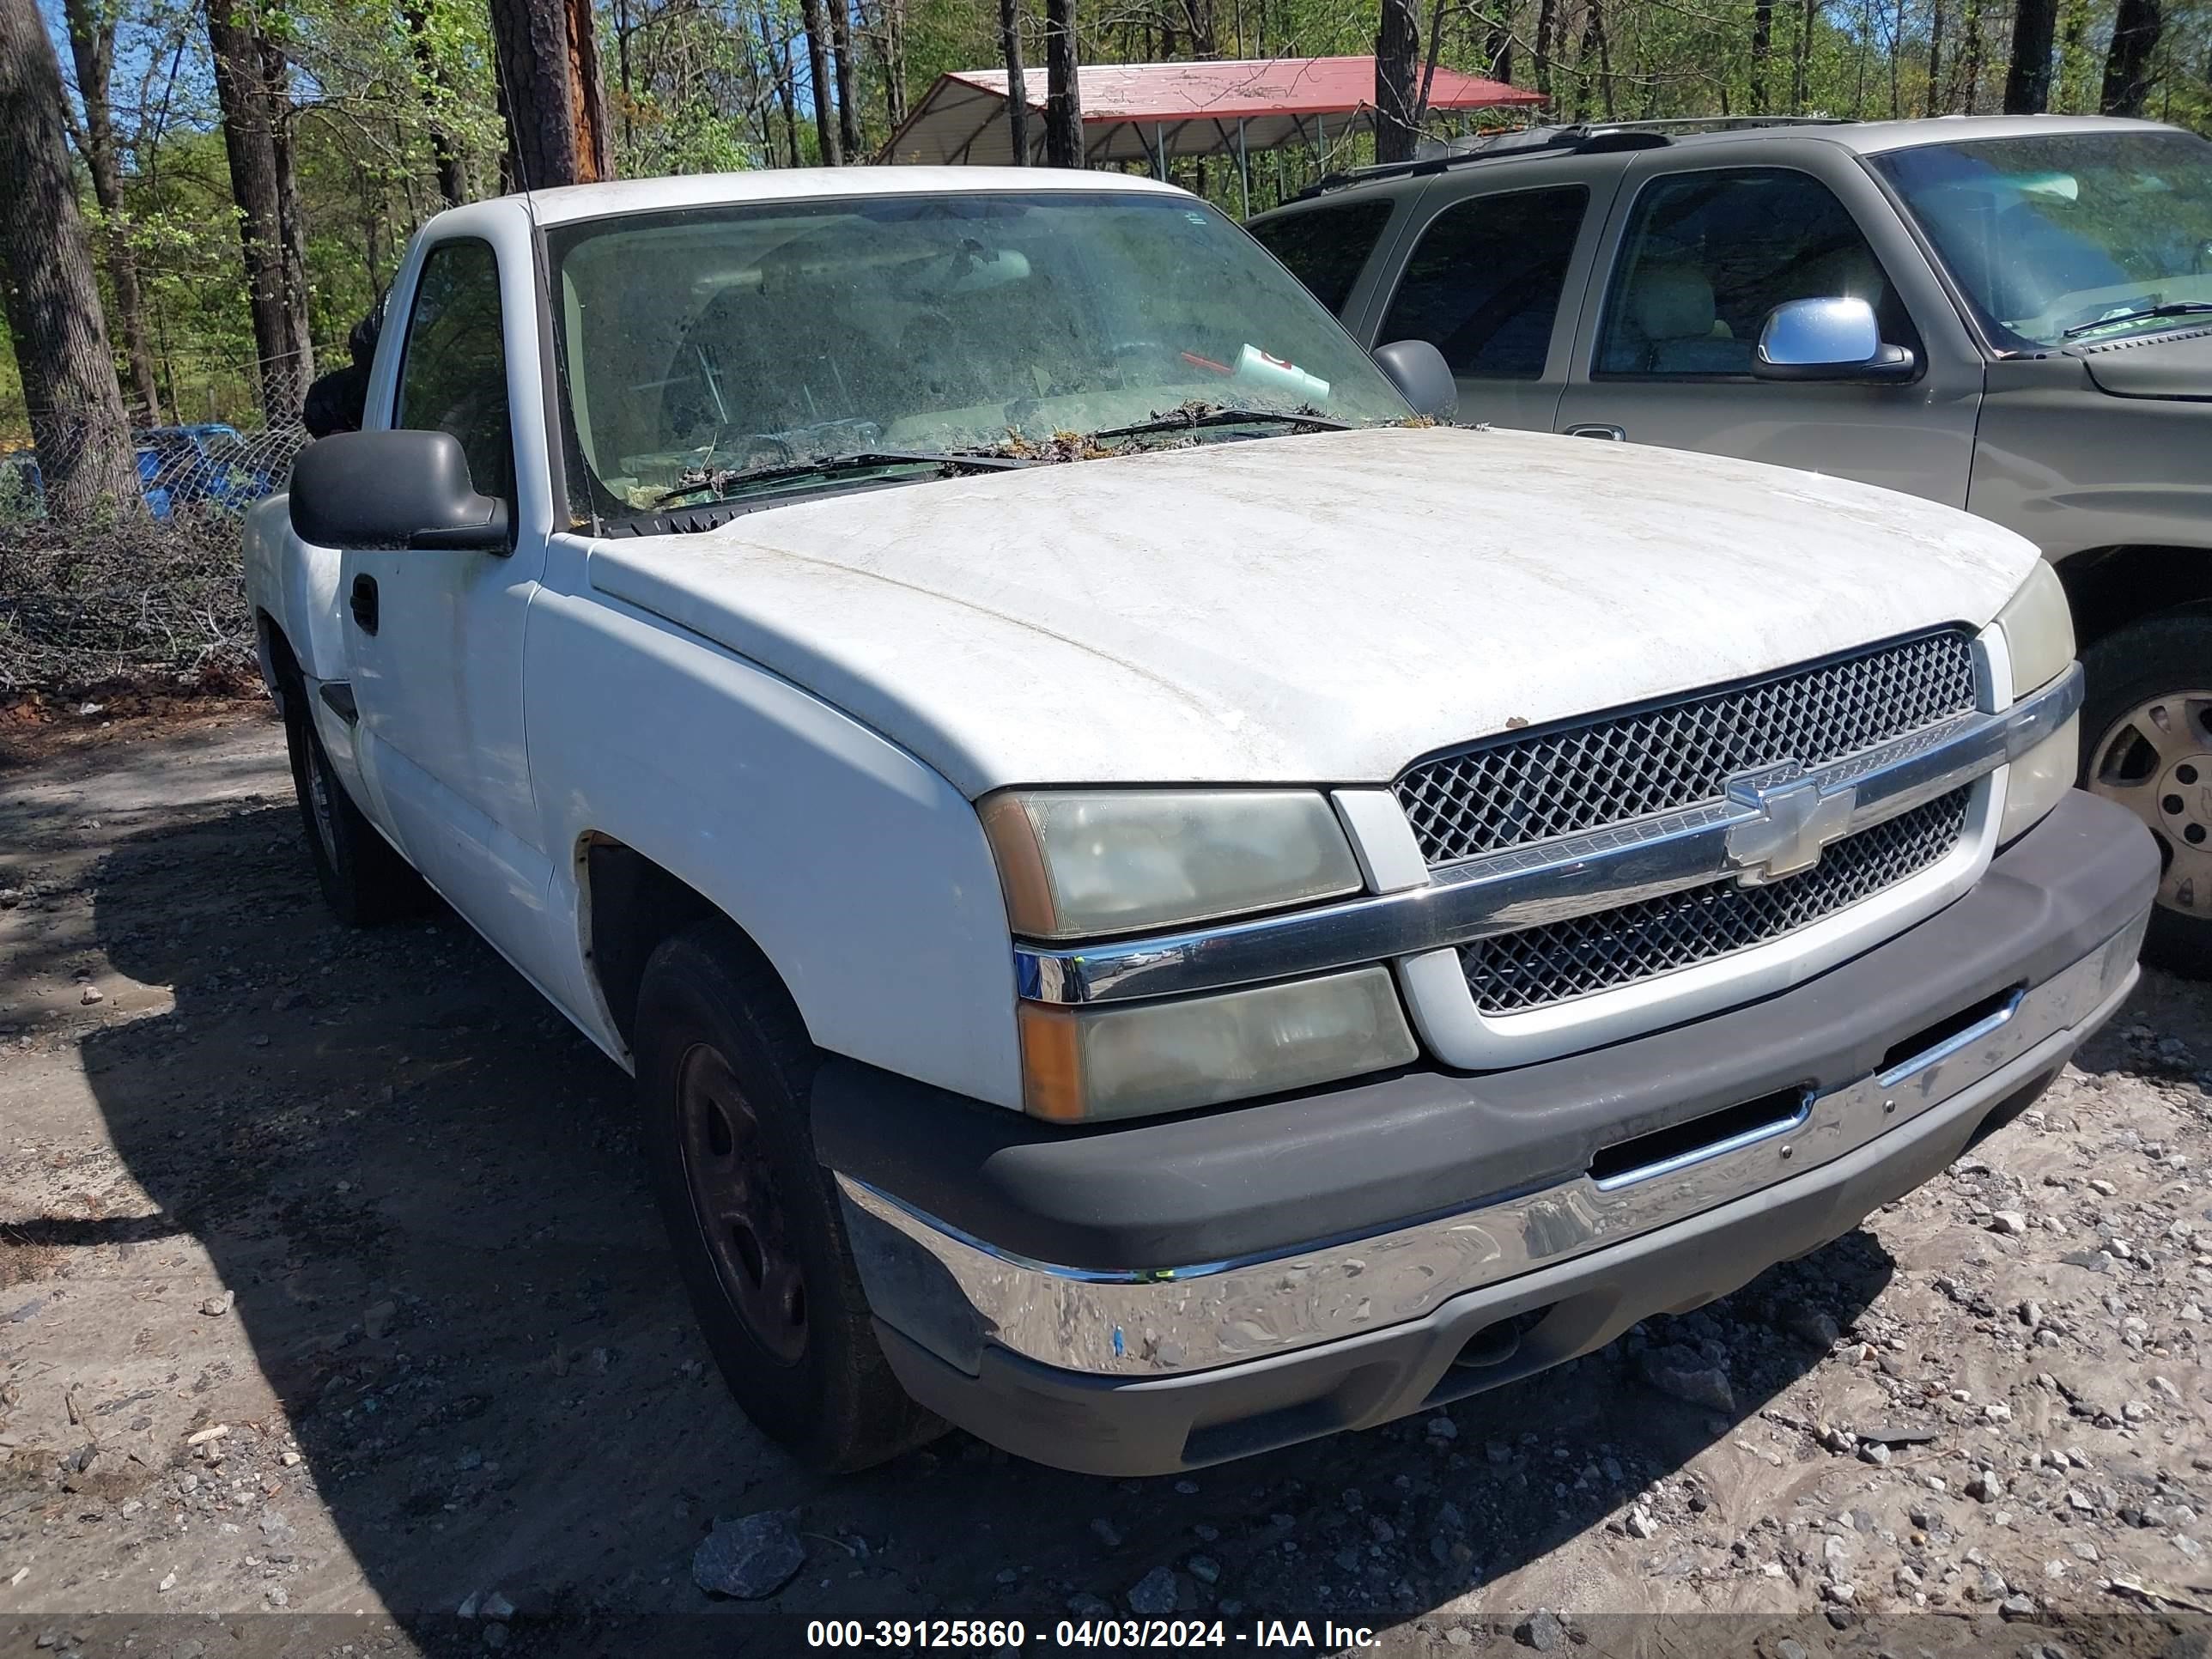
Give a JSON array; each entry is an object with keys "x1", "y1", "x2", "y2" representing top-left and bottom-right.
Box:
[{"x1": 839, "y1": 914, "x2": 2143, "y2": 1382}]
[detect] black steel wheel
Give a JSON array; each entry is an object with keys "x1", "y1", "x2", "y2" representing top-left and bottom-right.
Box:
[
  {"x1": 635, "y1": 920, "x2": 943, "y2": 1470},
  {"x1": 276, "y1": 655, "x2": 425, "y2": 927},
  {"x1": 676, "y1": 1043, "x2": 809, "y2": 1365}
]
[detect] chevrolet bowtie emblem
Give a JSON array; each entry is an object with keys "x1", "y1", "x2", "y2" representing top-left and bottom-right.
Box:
[{"x1": 1723, "y1": 763, "x2": 1857, "y2": 884}]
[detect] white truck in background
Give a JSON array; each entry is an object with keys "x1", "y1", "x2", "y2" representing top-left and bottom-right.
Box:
[{"x1": 245, "y1": 167, "x2": 2154, "y2": 1475}]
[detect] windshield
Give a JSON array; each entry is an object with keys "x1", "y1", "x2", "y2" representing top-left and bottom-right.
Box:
[
  {"x1": 544, "y1": 189, "x2": 1411, "y2": 520},
  {"x1": 1872, "y1": 130, "x2": 2212, "y2": 349}
]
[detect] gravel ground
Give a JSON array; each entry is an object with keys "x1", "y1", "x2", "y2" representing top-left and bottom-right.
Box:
[{"x1": 4, "y1": 714, "x2": 2212, "y2": 1658}]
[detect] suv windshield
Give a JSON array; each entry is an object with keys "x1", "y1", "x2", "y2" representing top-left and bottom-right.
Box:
[
  {"x1": 1872, "y1": 130, "x2": 2212, "y2": 350},
  {"x1": 545, "y1": 189, "x2": 1411, "y2": 520}
]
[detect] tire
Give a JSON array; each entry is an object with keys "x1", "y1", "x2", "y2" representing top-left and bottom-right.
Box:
[
  {"x1": 278, "y1": 669, "x2": 427, "y2": 927},
  {"x1": 2079, "y1": 611, "x2": 2212, "y2": 980},
  {"x1": 635, "y1": 921, "x2": 944, "y2": 1471}
]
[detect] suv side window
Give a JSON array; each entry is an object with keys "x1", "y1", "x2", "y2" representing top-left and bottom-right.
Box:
[
  {"x1": 1249, "y1": 201, "x2": 1393, "y2": 317},
  {"x1": 396, "y1": 238, "x2": 514, "y2": 499},
  {"x1": 1596, "y1": 168, "x2": 1921, "y2": 377},
  {"x1": 1379, "y1": 186, "x2": 1589, "y2": 380}
]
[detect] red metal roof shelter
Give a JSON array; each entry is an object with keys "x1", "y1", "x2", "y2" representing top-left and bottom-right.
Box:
[{"x1": 885, "y1": 55, "x2": 1543, "y2": 179}]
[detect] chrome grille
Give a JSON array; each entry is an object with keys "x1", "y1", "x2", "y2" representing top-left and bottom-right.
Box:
[
  {"x1": 1457, "y1": 788, "x2": 1972, "y2": 1015},
  {"x1": 1396, "y1": 631, "x2": 1978, "y2": 867}
]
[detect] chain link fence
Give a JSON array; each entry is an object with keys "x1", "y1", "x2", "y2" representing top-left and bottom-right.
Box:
[{"x1": 0, "y1": 420, "x2": 307, "y2": 694}]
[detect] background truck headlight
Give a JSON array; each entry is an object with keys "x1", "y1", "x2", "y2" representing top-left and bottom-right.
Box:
[{"x1": 981, "y1": 788, "x2": 1363, "y2": 940}]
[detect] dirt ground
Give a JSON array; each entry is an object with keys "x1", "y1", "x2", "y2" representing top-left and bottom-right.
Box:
[{"x1": 6, "y1": 713, "x2": 2212, "y2": 1658}]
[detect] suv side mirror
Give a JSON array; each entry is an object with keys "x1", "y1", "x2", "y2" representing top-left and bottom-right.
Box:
[
  {"x1": 1753, "y1": 296, "x2": 1917, "y2": 384},
  {"x1": 1372, "y1": 338, "x2": 1460, "y2": 422},
  {"x1": 289, "y1": 429, "x2": 510, "y2": 551}
]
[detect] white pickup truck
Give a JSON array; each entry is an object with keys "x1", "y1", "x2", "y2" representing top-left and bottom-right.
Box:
[{"x1": 245, "y1": 166, "x2": 2156, "y2": 1477}]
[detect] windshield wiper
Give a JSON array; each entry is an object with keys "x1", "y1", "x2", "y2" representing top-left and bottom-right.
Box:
[
  {"x1": 2062, "y1": 301, "x2": 2212, "y2": 339},
  {"x1": 653, "y1": 449, "x2": 1032, "y2": 507},
  {"x1": 1090, "y1": 406, "x2": 1350, "y2": 441}
]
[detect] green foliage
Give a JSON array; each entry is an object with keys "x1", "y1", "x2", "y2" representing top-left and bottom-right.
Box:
[{"x1": 7, "y1": 0, "x2": 2210, "y2": 440}]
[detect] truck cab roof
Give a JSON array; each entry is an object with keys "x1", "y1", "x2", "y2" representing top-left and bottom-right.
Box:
[
  {"x1": 1276, "y1": 112, "x2": 2178, "y2": 210},
  {"x1": 516, "y1": 165, "x2": 1183, "y2": 228}
]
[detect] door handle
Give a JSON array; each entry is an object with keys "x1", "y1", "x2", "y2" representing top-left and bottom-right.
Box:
[
  {"x1": 1565, "y1": 423, "x2": 1627, "y2": 441},
  {"x1": 349, "y1": 574, "x2": 379, "y2": 634}
]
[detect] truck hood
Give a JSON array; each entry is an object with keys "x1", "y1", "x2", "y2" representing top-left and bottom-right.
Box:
[
  {"x1": 584, "y1": 425, "x2": 2041, "y2": 797},
  {"x1": 2069, "y1": 323, "x2": 2212, "y2": 399}
]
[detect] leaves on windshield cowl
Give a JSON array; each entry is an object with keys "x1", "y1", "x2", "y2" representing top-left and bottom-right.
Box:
[
  {"x1": 968, "y1": 429, "x2": 1147, "y2": 465},
  {"x1": 958, "y1": 402, "x2": 1442, "y2": 467},
  {"x1": 965, "y1": 400, "x2": 1337, "y2": 464}
]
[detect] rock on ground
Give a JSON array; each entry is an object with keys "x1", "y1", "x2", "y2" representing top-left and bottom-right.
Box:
[{"x1": 691, "y1": 1510, "x2": 805, "y2": 1600}]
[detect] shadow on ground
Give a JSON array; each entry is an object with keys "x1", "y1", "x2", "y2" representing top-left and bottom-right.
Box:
[{"x1": 33, "y1": 786, "x2": 1899, "y2": 1651}]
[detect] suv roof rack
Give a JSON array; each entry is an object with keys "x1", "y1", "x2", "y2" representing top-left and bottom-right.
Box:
[
  {"x1": 1285, "y1": 113, "x2": 1851, "y2": 203},
  {"x1": 1571, "y1": 115, "x2": 1850, "y2": 132}
]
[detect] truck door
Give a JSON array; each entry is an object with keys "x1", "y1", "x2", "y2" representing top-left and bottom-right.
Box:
[
  {"x1": 341, "y1": 224, "x2": 560, "y2": 981},
  {"x1": 1552, "y1": 147, "x2": 1984, "y2": 506},
  {"x1": 1362, "y1": 173, "x2": 1619, "y2": 433}
]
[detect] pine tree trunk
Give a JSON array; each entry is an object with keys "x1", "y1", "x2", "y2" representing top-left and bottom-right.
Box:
[
  {"x1": 0, "y1": 0, "x2": 137, "y2": 518},
  {"x1": 1960, "y1": 0, "x2": 1984, "y2": 106},
  {"x1": 1484, "y1": 0, "x2": 1513, "y2": 80},
  {"x1": 1043, "y1": 0, "x2": 1081, "y2": 167},
  {"x1": 207, "y1": 0, "x2": 309, "y2": 423},
  {"x1": 797, "y1": 0, "x2": 842, "y2": 162},
  {"x1": 2057, "y1": 0, "x2": 2087, "y2": 106},
  {"x1": 1927, "y1": 0, "x2": 1947, "y2": 112},
  {"x1": 881, "y1": 0, "x2": 908, "y2": 129},
  {"x1": 486, "y1": 0, "x2": 615, "y2": 186},
  {"x1": 759, "y1": 7, "x2": 801, "y2": 165},
  {"x1": 1000, "y1": 0, "x2": 1030, "y2": 161},
  {"x1": 1414, "y1": 0, "x2": 1448, "y2": 127},
  {"x1": 1577, "y1": 0, "x2": 1614, "y2": 118},
  {"x1": 830, "y1": 0, "x2": 864, "y2": 159},
  {"x1": 2100, "y1": 0, "x2": 2161, "y2": 112},
  {"x1": 1534, "y1": 0, "x2": 1559, "y2": 96},
  {"x1": 1891, "y1": 0, "x2": 1905, "y2": 112},
  {"x1": 2003, "y1": 0, "x2": 2057, "y2": 110},
  {"x1": 61, "y1": 0, "x2": 163, "y2": 424},
  {"x1": 1751, "y1": 0, "x2": 1775, "y2": 110},
  {"x1": 402, "y1": 0, "x2": 467, "y2": 205},
  {"x1": 1793, "y1": 0, "x2": 1816, "y2": 109},
  {"x1": 1595, "y1": 0, "x2": 1615, "y2": 113},
  {"x1": 1375, "y1": 0, "x2": 1420, "y2": 161},
  {"x1": 264, "y1": 42, "x2": 316, "y2": 389}
]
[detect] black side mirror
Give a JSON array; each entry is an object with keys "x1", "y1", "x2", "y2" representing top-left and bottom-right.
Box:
[
  {"x1": 289, "y1": 429, "x2": 509, "y2": 552},
  {"x1": 1372, "y1": 339, "x2": 1459, "y2": 422}
]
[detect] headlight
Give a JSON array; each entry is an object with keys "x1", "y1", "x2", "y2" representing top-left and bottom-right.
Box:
[
  {"x1": 1017, "y1": 968, "x2": 1419, "y2": 1121},
  {"x1": 1987, "y1": 562, "x2": 2079, "y2": 842},
  {"x1": 1999, "y1": 714, "x2": 2080, "y2": 844},
  {"x1": 980, "y1": 789, "x2": 1363, "y2": 940},
  {"x1": 1991, "y1": 560, "x2": 2075, "y2": 700}
]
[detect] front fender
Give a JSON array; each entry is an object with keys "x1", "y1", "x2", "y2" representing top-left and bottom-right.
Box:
[
  {"x1": 525, "y1": 586, "x2": 1024, "y2": 1109},
  {"x1": 242, "y1": 493, "x2": 350, "y2": 689}
]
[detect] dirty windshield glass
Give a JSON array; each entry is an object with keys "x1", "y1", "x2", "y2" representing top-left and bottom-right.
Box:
[
  {"x1": 1872, "y1": 131, "x2": 2212, "y2": 349},
  {"x1": 544, "y1": 190, "x2": 1410, "y2": 519}
]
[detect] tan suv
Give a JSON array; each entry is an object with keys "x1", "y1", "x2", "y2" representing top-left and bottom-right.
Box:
[{"x1": 1249, "y1": 113, "x2": 2212, "y2": 977}]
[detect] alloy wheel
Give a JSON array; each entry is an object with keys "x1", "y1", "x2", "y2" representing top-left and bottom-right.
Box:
[{"x1": 2087, "y1": 690, "x2": 2212, "y2": 923}]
